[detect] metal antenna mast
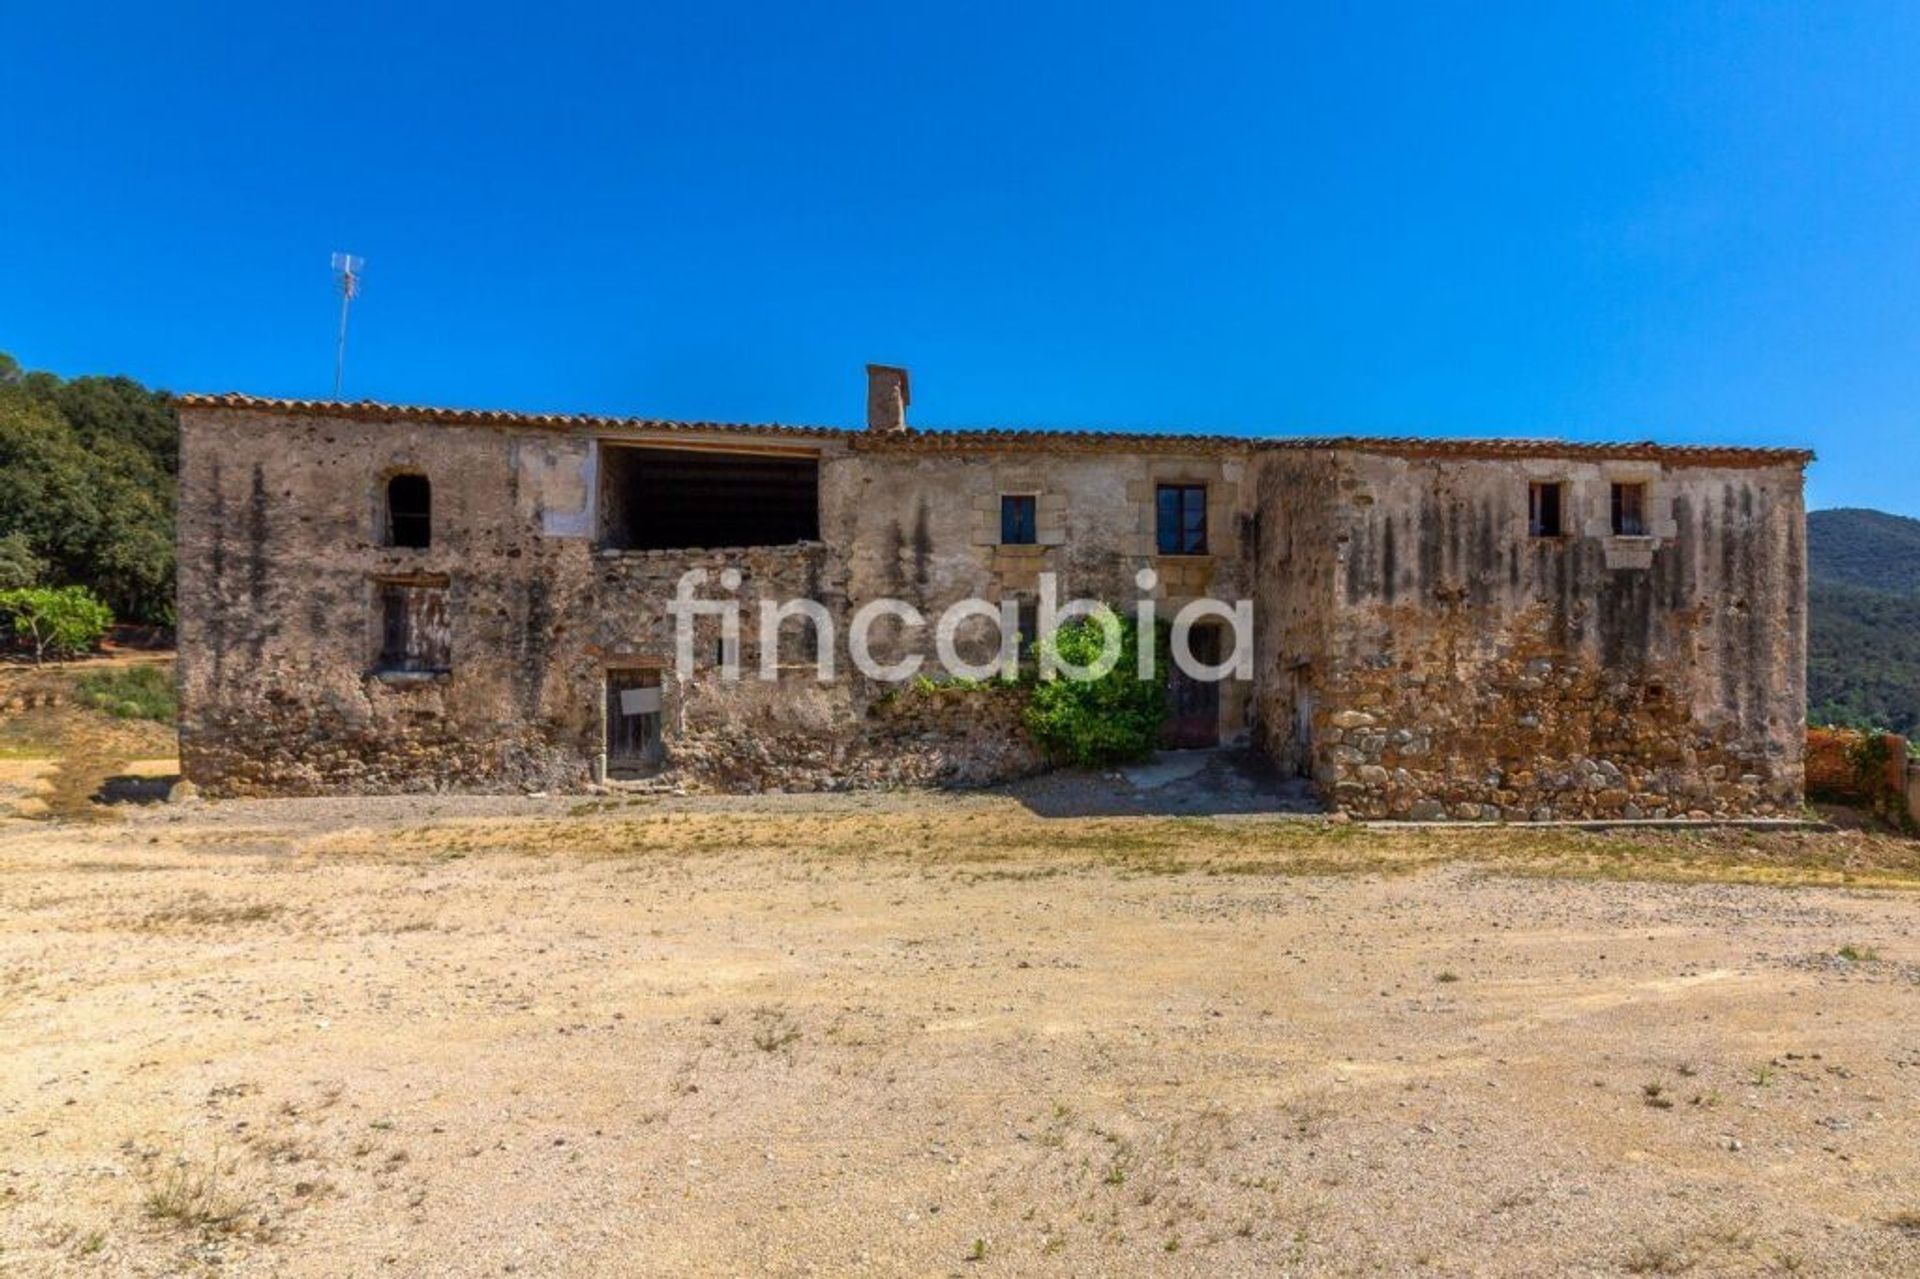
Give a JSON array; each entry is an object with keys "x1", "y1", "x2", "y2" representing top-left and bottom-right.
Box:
[{"x1": 330, "y1": 252, "x2": 364, "y2": 399}]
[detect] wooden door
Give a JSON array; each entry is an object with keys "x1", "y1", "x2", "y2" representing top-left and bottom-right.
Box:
[
  {"x1": 1162, "y1": 624, "x2": 1221, "y2": 748},
  {"x1": 605, "y1": 670, "x2": 664, "y2": 774}
]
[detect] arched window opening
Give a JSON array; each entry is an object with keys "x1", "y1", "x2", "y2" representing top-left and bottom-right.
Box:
[{"x1": 386, "y1": 474, "x2": 431, "y2": 548}]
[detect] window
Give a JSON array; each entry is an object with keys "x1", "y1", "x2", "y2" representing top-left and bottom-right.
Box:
[
  {"x1": 385, "y1": 474, "x2": 431, "y2": 549},
  {"x1": 1611, "y1": 482, "x2": 1648, "y2": 536},
  {"x1": 376, "y1": 582, "x2": 449, "y2": 673},
  {"x1": 1528, "y1": 482, "x2": 1564, "y2": 537},
  {"x1": 1155, "y1": 484, "x2": 1208, "y2": 555},
  {"x1": 1000, "y1": 494, "x2": 1037, "y2": 545},
  {"x1": 599, "y1": 445, "x2": 819, "y2": 550}
]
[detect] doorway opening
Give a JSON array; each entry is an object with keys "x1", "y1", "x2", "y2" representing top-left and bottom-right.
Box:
[
  {"x1": 605, "y1": 669, "x2": 665, "y2": 775},
  {"x1": 1162, "y1": 622, "x2": 1221, "y2": 748}
]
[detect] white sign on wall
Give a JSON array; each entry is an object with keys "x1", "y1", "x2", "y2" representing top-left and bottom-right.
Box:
[{"x1": 619, "y1": 686, "x2": 663, "y2": 716}]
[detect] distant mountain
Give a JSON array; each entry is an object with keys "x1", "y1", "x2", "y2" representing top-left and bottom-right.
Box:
[
  {"x1": 1807, "y1": 508, "x2": 1920, "y2": 736},
  {"x1": 1808, "y1": 507, "x2": 1920, "y2": 594}
]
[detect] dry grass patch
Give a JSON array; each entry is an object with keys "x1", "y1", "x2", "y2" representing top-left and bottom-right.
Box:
[
  {"x1": 131, "y1": 893, "x2": 285, "y2": 932},
  {"x1": 139, "y1": 1144, "x2": 251, "y2": 1237},
  {"x1": 304, "y1": 805, "x2": 1920, "y2": 890},
  {"x1": 1619, "y1": 1222, "x2": 1802, "y2": 1274}
]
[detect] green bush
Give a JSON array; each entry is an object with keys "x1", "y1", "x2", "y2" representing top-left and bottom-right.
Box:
[
  {"x1": 75, "y1": 663, "x2": 176, "y2": 722},
  {"x1": 0, "y1": 585, "x2": 114, "y2": 662},
  {"x1": 1023, "y1": 610, "x2": 1165, "y2": 765}
]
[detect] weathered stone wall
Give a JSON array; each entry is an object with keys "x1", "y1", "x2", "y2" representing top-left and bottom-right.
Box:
[
  {"x1": 176, "y1": 409, "x2": 602, "y2": 795},
  {"x1": 1247, "y1": 449, "x2": 1343, "y2": 775},
  {"x1": 668, "y1": 678, "x2": 1046, "y2": 790},
  {"x1": 1309, "y1": 452, "x2": 1808, "y2": 819},
  {"x1": 177, "y1": 401, "x2": 1808, "y2": 814},
  {"x1": 176, "y1": 407, "x2": 1242, "y2": 795},
  {"x1": 829, "y1": 442, "x2": 1257, "y2": 740}
]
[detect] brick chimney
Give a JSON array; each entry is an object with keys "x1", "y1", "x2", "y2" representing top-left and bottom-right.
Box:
[{"x1": 865, "y1": 364, "x2": 910, "y2": 433}]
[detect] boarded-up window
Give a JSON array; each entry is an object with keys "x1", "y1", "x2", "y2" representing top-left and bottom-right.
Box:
[
  {"x1": 1528, "y1": 482, "x2": 1564, "y2": 537},
  {"x1": 376, "y1": 582, "x2": 450, "y2": 672},
  {"x1": 386, "y1": 474, "x2": 431, "y2": 548},
  {"x1": 606, "y1": 669, "x2": 664, "y2": 773},
  {"x1": 1611, "y1": 482, "x2": 1648, "y2": 536}
]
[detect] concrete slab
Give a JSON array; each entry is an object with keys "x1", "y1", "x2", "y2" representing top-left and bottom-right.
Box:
[{"x1": 1119, "y1": 750, "x2": 1216, "y2": 790}]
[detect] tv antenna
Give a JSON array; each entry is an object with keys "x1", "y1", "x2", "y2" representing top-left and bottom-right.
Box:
[{"x1": 330, "y1": 252, "x2": 364, "y2": 399}]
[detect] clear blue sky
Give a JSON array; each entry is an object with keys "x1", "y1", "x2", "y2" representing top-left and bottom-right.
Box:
[{"x1": 5, "y1": 3, "x2": 1919, "y2": 515}]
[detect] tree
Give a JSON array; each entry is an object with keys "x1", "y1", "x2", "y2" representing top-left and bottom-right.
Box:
[
  {"x1": 0, "y1": 586, "x2": 114, "y2": 662},
  {"x1": 54, "y1": 374, "x2": 180, "y2": 474},
  {"x1": 1023, "y1": 611, "x2": 1167, "y2": 765},
  {"x1": 0, "y1": 365, "x2": 176, "y2": 622},
  {"x1": 0, "y1": 532, "x2": 45, "y2": 589}
]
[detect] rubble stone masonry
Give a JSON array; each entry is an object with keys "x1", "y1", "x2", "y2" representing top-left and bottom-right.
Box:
[
  {"x1": 1300, "y1": 452, "x2": 1807, "y2": 819},
  {"x1": 175, "y1": 393, "x2": 1809, "y2": 817}
]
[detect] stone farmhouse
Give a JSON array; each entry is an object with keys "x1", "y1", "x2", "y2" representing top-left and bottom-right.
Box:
[{"x1": 175, "y1": 366, "x2": 1811, "y2": 819}]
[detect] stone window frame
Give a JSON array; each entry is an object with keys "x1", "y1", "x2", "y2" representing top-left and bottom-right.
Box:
[
  {"x1": 1126, "y1": 458, "x2": 1242, "y2": 605},
  {"x1": 1609, "y1": 480, "x2": 1650, "y2": 536},
  {"x1": 998, "y1": 492, "x2": 1040, "y2": 546},
  {"x1": 1154, "y1": 481, "x2": 1210, "y2": 556},
  {"x1": 1130, "y1": 461, "x2": 1239, "y2": 557},
  {"x1": 1585, "y1": 462, "x2": 1673, "y2": 570},
  {"x1": 972, "y1": 467, "x2": 1067, "y2": 549}
]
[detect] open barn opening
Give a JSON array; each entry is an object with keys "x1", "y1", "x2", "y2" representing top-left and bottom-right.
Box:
[{"x1": 598, "y1": 445, "x2": 820, "y2": 550}]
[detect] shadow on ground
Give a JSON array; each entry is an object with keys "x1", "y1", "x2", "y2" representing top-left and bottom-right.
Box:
[
  {"x1": 998, "y1": 747, "x2": 1323, "y2": 818},
  {"x1": 95, "y1": 773, "x2": 179, "y2": 805}
]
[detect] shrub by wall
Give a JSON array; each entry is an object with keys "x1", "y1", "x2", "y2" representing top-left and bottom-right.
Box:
[{"x1": 1024, "y1": 612, "x2": 1165, "y2": 766}]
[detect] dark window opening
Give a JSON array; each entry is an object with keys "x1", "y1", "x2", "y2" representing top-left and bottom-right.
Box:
[
  {"x1": 1528, "y1": 482, "x2": 1564, "y2": 537},
  {"x1": 606, "y1": 669, "x2": 664, "y2": 775},
  {"x1": 376, "y1": 582, "x2": 450, "y2": 673},
  {"x1": 1000, "y1": 494, "x2": 1037, "y2": 545},
  {"x1": 1015, "y1": 597, "x2": 1038, "y2": 658},
  {"x1": 599, "y1": 445, "x2": 818, "y2": 550},
  {"x1": 1611, "y1": 482, "x2": 1648, "y2": 536},
  {"x1": 1155, "y1": 484, "x2": 1208, "y2": 555},
  {"x1": 385, "y1": 474, "x2": 431, "y2": 548}
]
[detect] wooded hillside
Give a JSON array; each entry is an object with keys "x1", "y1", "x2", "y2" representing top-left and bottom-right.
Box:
[{"x1": 0, "y1": 353, "x2": 175, "y2": 624}]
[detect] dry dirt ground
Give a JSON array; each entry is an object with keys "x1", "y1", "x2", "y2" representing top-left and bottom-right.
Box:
[
  {"x1": 0, "y1": 657, "x2": 176, "y2": 823},
  {"x1": 2, "y1": 789, "x2": 1918, "y2": 1278}
]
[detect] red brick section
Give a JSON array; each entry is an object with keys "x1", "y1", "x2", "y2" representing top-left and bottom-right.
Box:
[{"x1": 1812, "y1": 722, "x2": 1904, "y2": 802}]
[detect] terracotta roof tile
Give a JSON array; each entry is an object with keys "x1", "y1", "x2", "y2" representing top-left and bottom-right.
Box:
[
  {"x1": 175, "y1": 393, "x2": 849, "y2": 441},
  {"x1": 1261, "y1": 435, "x2": 1815, "y2": 466},
  {"x1": 175, "y1": 394, "x2": 1813, "y2": 468}
]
